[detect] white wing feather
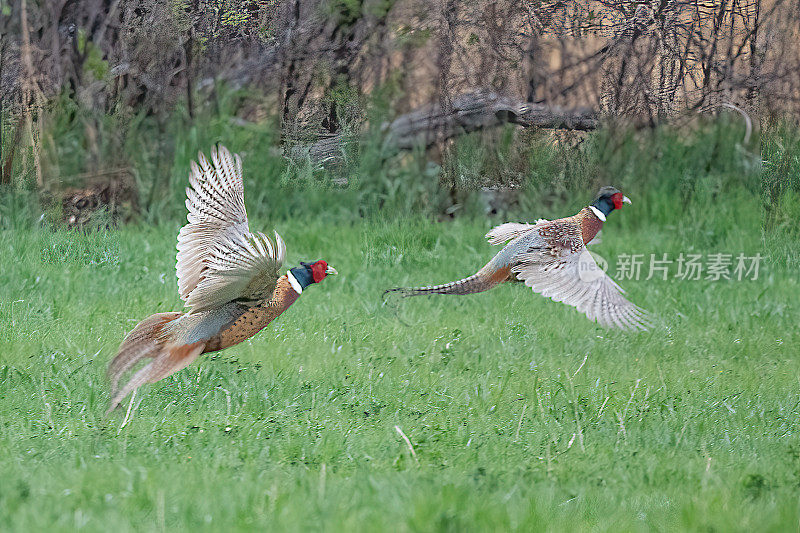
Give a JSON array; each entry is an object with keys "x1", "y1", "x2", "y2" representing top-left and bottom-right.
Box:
[
  {"x1": 485, "y1": 220, "x2": 547, "y2": 245},
  {"x1": 176, "y1": 145, "x2": 286, "y2": 313},
  {"x1": 512, "y1": 248, "x2": 650, "y2": 331}
]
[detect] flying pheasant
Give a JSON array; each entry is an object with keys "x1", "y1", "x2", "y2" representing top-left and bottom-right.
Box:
[
  {"x1": 386, "y1": 187, "x2": 650, "y2": 330},
  {"x1": 107, "y1": 145, "x2": 337, "y2": 412}
]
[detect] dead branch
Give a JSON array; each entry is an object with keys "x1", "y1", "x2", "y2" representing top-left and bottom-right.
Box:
[{"x1": 290, "y1": 90, "x2": 598, "y2": 166}]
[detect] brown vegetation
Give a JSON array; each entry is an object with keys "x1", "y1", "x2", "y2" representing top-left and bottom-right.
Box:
[{"x1": 0, "y1": 0, "x2": 795, "y2": 215}]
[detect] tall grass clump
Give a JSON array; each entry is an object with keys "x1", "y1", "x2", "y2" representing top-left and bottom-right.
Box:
[{"x1": 762, "y1": 120, "x2": 800, "y2": 268}]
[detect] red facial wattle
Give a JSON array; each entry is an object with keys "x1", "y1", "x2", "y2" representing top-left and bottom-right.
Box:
[
  {"x1": 311, "y1": 260, "x2": 328, "y2": 283},
  {"x1": 612, "y1": 192, "x2": 624, "y2": 210}
]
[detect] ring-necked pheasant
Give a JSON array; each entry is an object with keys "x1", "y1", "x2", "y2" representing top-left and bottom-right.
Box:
[
  {"x1": 107, "y1": 145, "x2": 337, "y2": 413},
  {"x1": 386, "y1": 187, "x2": 650, "y2": 330}
]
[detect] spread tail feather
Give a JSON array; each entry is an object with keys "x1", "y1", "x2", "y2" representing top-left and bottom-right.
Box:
[
  {"x1": 107, "y1": 312, "x2": 205, "y2": 414},
  {"x1": 384, "y1": 270, "x2": 502, "y2": 298}
]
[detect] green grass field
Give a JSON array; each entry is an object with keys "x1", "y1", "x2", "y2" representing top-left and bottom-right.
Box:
[{"x1": 1, "y1": 173, "x2": 799, "y2": 531}]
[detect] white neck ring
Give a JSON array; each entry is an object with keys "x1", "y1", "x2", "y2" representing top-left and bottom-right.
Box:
[
  {"x1": 287, "y1": 271, "x2": 303, "y2": 294},
  {"x1": 589, "y1": 205, "x2": 606, "y2": 221}
]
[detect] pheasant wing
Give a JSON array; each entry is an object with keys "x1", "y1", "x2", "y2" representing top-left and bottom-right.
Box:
[
  {"x1": 485, "y1": 220, "x2": 547, "y2": 245},
  {"x1": 512, "y1": 246, "x2": 650, "y2": 331},
  {"x1": 176, "y1": 145, "x2": 286, "y2": 313}
]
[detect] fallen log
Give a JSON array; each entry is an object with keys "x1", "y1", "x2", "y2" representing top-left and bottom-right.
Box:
[{"x1": 289, "y1": 90, "x2": 598, "y2": 166}]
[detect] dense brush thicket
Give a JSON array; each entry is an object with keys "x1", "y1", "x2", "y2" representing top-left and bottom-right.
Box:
[
  {"x1": 1, "y1": 0, "x2": 795, "y2": 234},
  {"x1": 0, "y1": 86, "x2": 772, "y2": 223}
]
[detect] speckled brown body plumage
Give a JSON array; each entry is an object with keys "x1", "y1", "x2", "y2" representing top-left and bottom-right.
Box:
[
  {"x1": 205, "y1": 275, "x2": 299, "y2": 352},
  {"x1": 387, "y1": 188, "x2": 650, "y2": 331},
  {"x1": 538, "y1": 207, "x2": 604, "y2": 256},
  {"x1": 577, "y1": 207, "x2": 604, "y2": 245}
]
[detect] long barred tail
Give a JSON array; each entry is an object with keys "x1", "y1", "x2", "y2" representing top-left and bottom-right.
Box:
[
  {"x1": 106, "y1": 312, "x2": 205, "y2": 415},
  {"x1": 384, "y1": 271, "x2": 498, "y2": 298}
]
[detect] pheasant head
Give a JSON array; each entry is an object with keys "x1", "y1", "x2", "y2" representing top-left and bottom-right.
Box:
[
  {"x1": 288, "y1": 260, "x2": 338, "y2": 292},
  {"x1": 591, "y1": 186, "x2": 631, "y2": 218}
]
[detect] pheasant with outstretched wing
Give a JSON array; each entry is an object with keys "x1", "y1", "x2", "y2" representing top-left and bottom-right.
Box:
[
  {"x1": 107, "y1": 145, "x2": 337, "y2": 413},
  {"x1": 386, "y1": 187, "x2": 650, "y2": 331}
]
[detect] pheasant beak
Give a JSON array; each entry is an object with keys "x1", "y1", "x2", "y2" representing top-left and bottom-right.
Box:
[
  {"x1": 622, "y1": 196, "x2": 632, "y2": 205},
  {"x1": 325, "y1": 265, "x2": 338, "y2": 275}
]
